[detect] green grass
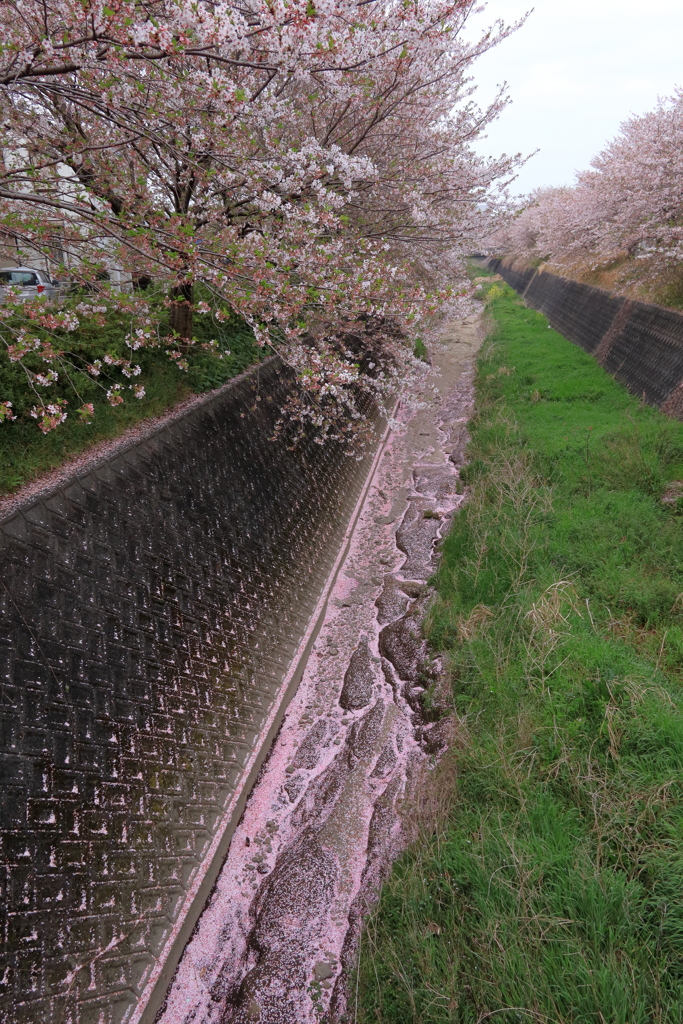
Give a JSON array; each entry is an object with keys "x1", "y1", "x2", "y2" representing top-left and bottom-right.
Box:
[
  {"x1": 414, "y1": 337, "x2": 429, "y2": 361},
  {"x1": 652, "y1": 266, "x2": 683, "y2": 311},
  {"x1": 356, "y1": 282, "x2": 683, "y2": 1023},
  {"x1": 0, "y1": 288, "x2": 262, "y2": 494}
]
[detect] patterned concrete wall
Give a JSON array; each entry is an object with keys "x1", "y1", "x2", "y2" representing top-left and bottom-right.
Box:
[
  {"x1": 0, "y1": 358, "x2": 381, "y2": 1024},
  {"x1": 488, "y1": 258, "x2": 683, "y2": 415},
  {"x1": 491, "y1": 259, "x2": 536, "y2": 296}
]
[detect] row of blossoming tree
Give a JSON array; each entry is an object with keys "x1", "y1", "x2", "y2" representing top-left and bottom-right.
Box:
[
  {"x1": 494, "y1": 88, "x2": 683, "y2": 301},
  {"x1": 0, "y1": 0, "x2": 519, "y2": 438}
]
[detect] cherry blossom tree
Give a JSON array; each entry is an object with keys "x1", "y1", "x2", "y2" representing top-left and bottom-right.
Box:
[
  {"x1": 0, "y1": 0, "x2": 521, "y2": 435},
  {"x1": 495, "y1": 89, "x2": 683, "y2": 288}
]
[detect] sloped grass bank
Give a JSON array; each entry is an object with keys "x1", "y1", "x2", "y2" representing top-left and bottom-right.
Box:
[
  {"x1": 0, "y1": 298, "x2": 261, "y2": 495},
  {"x1": 356, "y1": 283, "x2": 683, "y2": 1023}
]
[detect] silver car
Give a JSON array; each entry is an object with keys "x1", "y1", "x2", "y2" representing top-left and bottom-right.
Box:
[{"x1": 0, "y1": 267, "x2": 61, "y2": 303}]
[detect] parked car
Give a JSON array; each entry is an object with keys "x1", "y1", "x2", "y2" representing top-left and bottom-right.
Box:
[{"x1": 0, "y1": 267, "x2": 61, "y2": 303}]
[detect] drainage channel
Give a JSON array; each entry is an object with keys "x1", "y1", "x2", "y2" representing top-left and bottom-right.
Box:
[{"x1": 155, "y1": 317, "x2": 483, "y2": 1024}]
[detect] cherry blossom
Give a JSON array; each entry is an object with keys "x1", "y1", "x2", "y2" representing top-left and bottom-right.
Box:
[
  {"x1": 0, "y1": 400, "x2": 16, "y2": 423},
  {"x1": 0, "y1": 0, "x2": 523, "y2": 434},
  {"x1": 29, "y1": 398, "x2": 68, "y2": 432},
  {"x1": 495, "y1": 89, "x2": 683, "y2": 288},
  {"x1": 76, "y1": 402, "x2": 95, "y2": 423}
]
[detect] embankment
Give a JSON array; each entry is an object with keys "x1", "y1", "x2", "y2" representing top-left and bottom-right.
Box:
[
  {"x1": 488, "y1": 257, "x2": 683, "y2": 417},
  {"x1": 356, "y1": 281, "x2": 683, "y2": 1024},
  {"x1": 0, "y1": 357, "x2": 382, "y2": 1024}
]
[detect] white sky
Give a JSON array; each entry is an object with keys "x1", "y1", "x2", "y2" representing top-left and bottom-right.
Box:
[{"x1": 464, "y1": 0, "x2": 683, "y2": 196}]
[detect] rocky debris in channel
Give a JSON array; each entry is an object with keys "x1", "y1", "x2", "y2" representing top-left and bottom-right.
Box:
[
  {"x1": 395, "y1": 497, "x2": 442, "y2": 578},
  {"x1": 155, "y1": 317, "x2": 483, "y2": 1024},
  {"x1": 339, "y1": 639, "x2": 375, "y2": 710},
  {"x1": 378, "y1": 606, "x2": 423, "y2": 683},
  {"x1": 374, "y1": 575, "x2": 411, "y2": 625},
  {"x1": 291, "y1": 720, "x2": 329, "y2": 770}
]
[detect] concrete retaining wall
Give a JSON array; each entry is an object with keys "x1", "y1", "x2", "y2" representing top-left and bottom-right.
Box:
[
  {"x1": 488, "y1": 258, "x2": 683, "y2": 416},
  {"x1": 0, "y1": 358, "x2": 383, "y2": 1024}
]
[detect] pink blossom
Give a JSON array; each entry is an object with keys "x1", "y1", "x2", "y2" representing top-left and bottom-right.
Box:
[
  {"x1": 29, "y1": 399, "x2": 68, "y2": 432},
  {"x1": 34, "y1": 369, "x2": 59, "y2": 386},
  {"x1": 106, "y1": 386, "x2": 124, "y2": 405},
  {"x1": 0, "y1": 401, "x2": 16, "y2": 423},
  {"x1": 76, "y1": 402, "x2": 95, "y2": 422}
]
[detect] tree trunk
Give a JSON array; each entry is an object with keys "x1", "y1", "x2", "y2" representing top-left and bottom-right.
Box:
[{"x1": 169, "y1": 281, "x2": 194, "y2": 339}]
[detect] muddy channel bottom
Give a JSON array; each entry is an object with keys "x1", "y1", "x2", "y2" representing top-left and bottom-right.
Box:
[{"x1": 157, "y1": 318, "x2": 483, "y2": 1024}]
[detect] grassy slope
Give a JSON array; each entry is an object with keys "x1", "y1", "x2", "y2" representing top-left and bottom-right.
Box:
[
  {"x1": 0, "y1": 298, "x2": 262, "y2": 495},
  {"x1": 531, "y1": 258, "x2": 683, "y2": 311},
  {"x1": 357, "y1": 281, "x2": 683, "y2": 1023}
]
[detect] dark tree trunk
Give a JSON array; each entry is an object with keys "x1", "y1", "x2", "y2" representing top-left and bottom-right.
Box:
[{"x1": 169, "y1": 281, "x2": 194, "y2": 339}]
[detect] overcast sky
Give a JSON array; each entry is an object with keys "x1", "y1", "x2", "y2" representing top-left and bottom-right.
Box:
[{"x1": 464, "y1": 0, "x2": 683, "y2": 197}]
